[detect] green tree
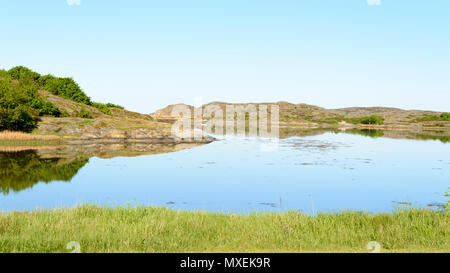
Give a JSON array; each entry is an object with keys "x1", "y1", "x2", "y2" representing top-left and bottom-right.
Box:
[
  {"x1": 0, "y1": 80, "x2": 60, "y2": 117},
  {"x1": 359, "y1": 115, "x2": 384, "y2": 125},
  {"x1": 0, "y1": 106, "x2": 38, "y2": 132},
  {"x1": 0, "y1": 81, "x2": 28, "y2": 109}
]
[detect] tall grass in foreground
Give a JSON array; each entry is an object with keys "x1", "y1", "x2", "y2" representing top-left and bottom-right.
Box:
[{"x1": 0, "y1": 206, "x2": 448, "y2": 253}]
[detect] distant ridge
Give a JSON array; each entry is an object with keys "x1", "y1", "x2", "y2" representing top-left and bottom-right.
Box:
[{"x1": 152, "y1": 101, "x2": 447, "y2": 128}]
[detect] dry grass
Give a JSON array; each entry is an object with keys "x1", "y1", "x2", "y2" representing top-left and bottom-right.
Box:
[{"x1": 0, "y1": 131, "x2": 60, "y2": 141}]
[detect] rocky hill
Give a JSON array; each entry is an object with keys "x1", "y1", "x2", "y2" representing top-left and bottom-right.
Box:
[
  {"x1": 34, "y1": 90, "x2": 213, "y2": 143},
  {"x1": 0, "y1": 67, "x2": 212, "y2": 144},
  {"x1": 153, "y1": 101, "x2": 450, "y2": 131}
]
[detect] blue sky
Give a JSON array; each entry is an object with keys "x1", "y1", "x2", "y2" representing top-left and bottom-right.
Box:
[{"x1": 1, "y1": 0, "x2": 449, "y2": 113}]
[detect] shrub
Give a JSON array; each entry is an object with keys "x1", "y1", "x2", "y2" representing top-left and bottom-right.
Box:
[
  {"x1": 440, "y1": 113, "x2": 450, "y2": 121},
  {"x1": 7, "y1": 66, "x2": 40, "y2": 81},
  {"x1": 0, "y1": 81, "x2": 28, "y2": 109},
  {"x1": 0, "y1": 80, "x2": 61, "y2": 117},
  {"x1": 43, "y1": 77, "x2": 92, "y2": 105},
  {"x1": 92, "y1": 102, "x2": 112, "y2": 115},
  {"x1": 417, "y1": 113, "x2": 450, "y2": 122},
  {"x1": 75, "y1": 107, "x2": 93, "y2": 119},
  {"x1": 105, "y1": 103, "x2": 124, "y2": 109},
  {"x1": 359, "y1": 115, "x2": 384, "y2": 125},
  {"x1": 417, "y1": 114, "x2": 440, "y2": 121},
  {"x1": 34, "y1": 100, "x2": 61, "y2": 116},
  {"x1": 0, "y1": 106, "x2": 38, "y2": 132},
  {"x1": 0, "y1": 70, "x2": 11, "y2": 82},
  {"x1": 36, "y1": 74, "x2": 56, "y2": 88},
  {"x1": 0, "y1": 80, "x2": 40, "y2": 131},
  {"x1": 60, "y1": 110, "x2": 71, "y2": 117}
]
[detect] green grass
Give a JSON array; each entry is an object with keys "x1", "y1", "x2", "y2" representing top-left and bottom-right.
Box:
[{"x1": 0, "y1": 205, "x2": 448, "y2": 253}]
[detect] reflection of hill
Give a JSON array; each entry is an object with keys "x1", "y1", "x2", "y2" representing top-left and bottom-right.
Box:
[
  {"x1": 34, "y1": 143, "x2": 203, "y2": 159},
  {"x1": 343, "y1": 129, "x2": 450, "y2": 143},
  {"x1": 279, "y1": 127, "x2": 450, "y2": 143},
  {"x1": 0, "y1": 150, "x2": 89, "y2": 194},
  {"x1": 279, "y1": 128, "x2": 330, "y2": 139}
]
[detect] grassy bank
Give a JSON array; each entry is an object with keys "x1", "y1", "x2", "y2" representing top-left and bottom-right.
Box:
[{"x1": 0, "y1": 205, "x2": 448, "y2": 253}]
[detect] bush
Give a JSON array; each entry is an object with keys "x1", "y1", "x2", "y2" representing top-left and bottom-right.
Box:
[
  {"x1": 417, "y1": 113, "x2": 450, "y2": 122},
  {"x1": 440, "y1": 113, "x2": 450, "y2": 121},
  {"x1": 0, "y1": 80, "x2": 39, "y2": 131},
  {"x1": 8, "y1": 66, "x2": 40, "y2": 81},
  {"x1": 5, "y1": 67, "x2": 94, "y2": 109},
  {"x1": 0, "y1": 81, "x2": 29, "y2": 109},
  {"x1": 75, "y1": 107, "x2": 93, "y2": 119},
  {"x1": 43, "y1": 77, "x2": 92, "y2": 105},
  {"x1": 0, "y1": 70, "x2": 11, "y2": 81},
  {"x1": 32, "y1": 99, "x2": 61, "y2": 116},
  {"x1": 105, "y1": 103, "x2": 124, "y2": 109},
  {"x1": 0, "y1": 106, "x2": 38, "y2": 132},
  {"x1": 36, "y1": 74, "x2": 55, "y2": 88},
  {"x1": 92, "y1": 102, "x2": 112, "y2": 115},
  {"x1": 359, "y1": 115, "x2": 384, "y2": 125},
  {"x1": 0, "y1": 79, "x2": 61, "y2": 117},
  {"x1": 60, "y1": 110, "x2": 71, "y2": 117}
]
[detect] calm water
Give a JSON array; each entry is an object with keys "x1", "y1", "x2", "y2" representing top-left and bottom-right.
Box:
[{"x1": 1, "y1": 132, "x2": 449, "y2": 214}]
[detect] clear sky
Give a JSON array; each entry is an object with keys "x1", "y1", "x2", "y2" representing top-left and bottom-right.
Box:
[{"x1": 1, "y1": 0, "x2": 449, "y2": 113}]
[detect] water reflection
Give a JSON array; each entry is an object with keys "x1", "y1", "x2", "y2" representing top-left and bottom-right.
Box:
[
  {"x1": 280, "y1": 127, "x2": 450, "y2": 143},
  {"x1": 0, "y1": 150, "x2": 88, "y2": 194},
  {"x1": 0, "y1": 143, "x2": 202, "y2": 195},
  {"x1": 345, "y1": 129, "x2": 385, "y2": 138},
  {"x1": 0, "y1": 129, "x2": 448, "y2": 213}
]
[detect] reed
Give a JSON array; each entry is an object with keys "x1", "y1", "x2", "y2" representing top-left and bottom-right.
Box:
[{"x1": 0, "y1": 131, "x2": 60, "y2": 141}]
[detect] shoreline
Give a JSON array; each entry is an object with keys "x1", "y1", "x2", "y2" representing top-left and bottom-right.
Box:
[{"x1": 0, "y1": 136, "x2": 216, "y2": 147}]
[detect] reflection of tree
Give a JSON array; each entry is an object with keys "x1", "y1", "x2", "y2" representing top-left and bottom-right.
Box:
[
  {"x1": 345, "y1": 129, "x2": 450, "y2": 143},
  {"x1": 346, "y1": 129, "x2": 384, "y2": 138},
  {"x1": 413, "y1": 135, "x2": 449, "y2": 143},
  {"x1": 0, "y1": 151, "x2": 89, "y2": 194},
  {"x1": 279, "y1": 127, "x2": 450, "y2": 143}
]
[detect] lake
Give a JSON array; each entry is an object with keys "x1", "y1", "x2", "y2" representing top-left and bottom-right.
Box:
[{"x1": 1, "y1": 130, "x2": 449, "y2": 214}]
